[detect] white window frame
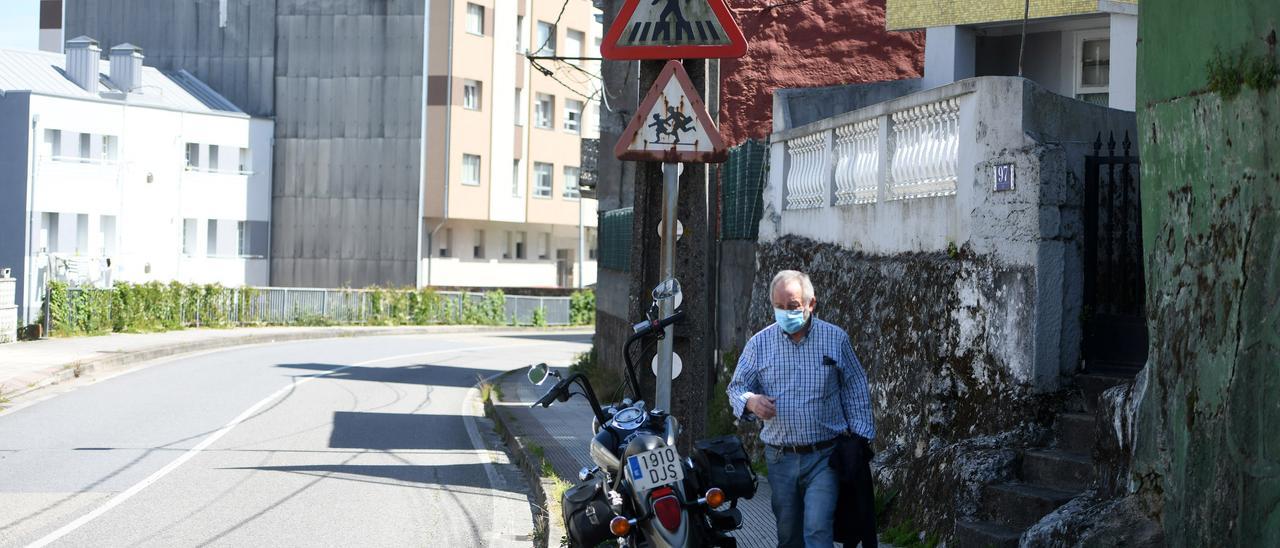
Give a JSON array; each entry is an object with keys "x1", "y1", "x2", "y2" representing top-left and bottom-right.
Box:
[
  {"x1": 462, "y1": 153, "x2": 482, "y2": 186},
  {"x1": 563, "y1": 166, "x2": 580, "y2": 199},
  {"x1": 564, "y1": 99, "x2": 583, "y2": 134},
  {"x1": 183, "y1": 218, "x2": 197, "y2": 256},
  {"x1": 466, "y1": 3, "x2": 485, "y2": 36},
  {"x1": 238, "y1": 147, "x2": 252, "y2": 174},
  {"x1": 515, "y1": 15, "x2": 524, "y2": 52},
  {"x1": 535, "y1": 93, "x2": 554, "y2": 129},
  {"x1": 512, "y1": 159, "x2": 523, "y2": 197},
  {"x1": 186, "y1": 142, "x2": 200, "y2": 171},
  {"x1": 565, "y1": 29, "x2": 584, "y2": 67},
  {"x1": 1073, "y1": 29, "x2": 1111, "y2": 102},
  {"x1": 536, "y1": 21, "x2": 556, "y2": 56},
  {"x1": 533, "y1": 162, "x2": 553, "y2": 198},
  {"x1": 514, "y1": 87, "x2": 524, "y2": 126},
  {"x1": 463, "y1": 79, "x2": 482, "y2": 110}
]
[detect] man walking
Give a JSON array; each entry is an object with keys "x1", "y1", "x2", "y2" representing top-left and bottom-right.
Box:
[{"x1": 727, "y1": 270, "x2": 876, "y2": 547}]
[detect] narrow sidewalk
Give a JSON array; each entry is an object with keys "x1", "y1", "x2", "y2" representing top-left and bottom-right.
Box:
[
  {"x1": 0, "y1": 325, "x2": 591, "y2": 403},
  {"x1": 489, "y1": 366, "x2": 780, "y2": 548}
]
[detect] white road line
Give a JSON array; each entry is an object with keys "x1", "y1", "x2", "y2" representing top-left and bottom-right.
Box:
[{"x1": 26, "y1": 342, "x2": 557, "y2": 548}]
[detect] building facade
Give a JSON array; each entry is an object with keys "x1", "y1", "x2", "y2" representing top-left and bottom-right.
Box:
[
  {"x1": 60, "y1": 0, "x2": 600, "y2": 289},
  {"x1": 0, "y1": 40, "x2": 273, "y2": 325}
]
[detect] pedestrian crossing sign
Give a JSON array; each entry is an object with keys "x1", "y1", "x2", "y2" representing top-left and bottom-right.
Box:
[
  {"x1": 601, "y1": 0, "x2": 746, "y2": 60},
  {"x1": 614, "y1": 60, "x2": 727, "y2": 163}
]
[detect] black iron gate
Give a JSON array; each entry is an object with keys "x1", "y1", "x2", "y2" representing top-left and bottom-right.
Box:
[{"x1": 1083, "y1": 131, "x2": 1147, "y2": 371}]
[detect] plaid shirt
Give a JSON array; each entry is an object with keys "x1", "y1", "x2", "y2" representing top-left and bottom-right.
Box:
[{"x1": 727, "y1": 318, "x2": 875, "y2": 445}]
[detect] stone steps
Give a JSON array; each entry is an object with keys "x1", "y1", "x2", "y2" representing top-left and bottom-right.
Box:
[
  {"x1": 1076, "y1": 371, "x2": 1132, "y2": 412},
  {"x1": 1055, "y1": 412, "x2": 1097, "y2": 453},
  {"x1": 981, "y1": 482, "x2": 1079, "y2": 530},
  {"x1": 953, "y1": 519, "x2": 1021, "y2": 548},
  {"x1": 1022, "y1": 449, "x2": 1094, "y2": 491}
]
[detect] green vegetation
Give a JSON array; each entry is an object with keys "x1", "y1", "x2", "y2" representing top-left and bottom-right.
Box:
[
  {"x1": 478, "y1": 376, "x2": 503, "y2": 403},
  {"x1": 41, "y1": 281, "x2": 589, "y2": 337},
  {"x1": 882, "y1": 519, "x2": 940, "y2": 548},
  {"x1": 569, "y1": 289, "x2": 596, "y2": 325},
  {"x1": 568, "y1": 346, "x2": 624, "y2": 404},
  {"x1": 1207, "y1": 46, "x2": 1278, "y2": 98}
]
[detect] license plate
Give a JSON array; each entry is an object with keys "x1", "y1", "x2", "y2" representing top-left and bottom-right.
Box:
[{"x1": 626, "y1": 446, "x2": 685, "y2": 492}]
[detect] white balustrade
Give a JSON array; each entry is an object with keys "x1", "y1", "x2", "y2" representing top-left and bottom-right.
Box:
[
  {"x1": 833, "y1": 118, "x2": 880, "y2": 205},
  {"x1": 888, "y1": 98, "x2": 959, "y2": 199},
  {"x1": 784, "y1": 131, "x2": 829, "y2": 210}
]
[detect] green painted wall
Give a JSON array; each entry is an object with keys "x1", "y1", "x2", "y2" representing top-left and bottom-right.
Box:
[{"x1": 1133, "y1": 1, "x2": 1280, "y2": 545}]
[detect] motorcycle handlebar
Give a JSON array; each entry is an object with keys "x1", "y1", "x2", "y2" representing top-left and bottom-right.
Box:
[{"x1": 630, "y1": 309, "x2": 685, "y2": 339}]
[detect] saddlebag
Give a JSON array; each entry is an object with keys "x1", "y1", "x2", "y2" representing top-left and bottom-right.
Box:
[
  {"x1": 561, "y1": 475, "x2": 614, "y2": 547},
  {"x1": 692, "y1": 435, "x2": 758, "y2": 501}
]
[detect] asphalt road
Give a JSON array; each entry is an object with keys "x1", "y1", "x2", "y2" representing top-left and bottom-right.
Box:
[{"x1": 0, "y1": 331, "x2": 591, "y2": 547}]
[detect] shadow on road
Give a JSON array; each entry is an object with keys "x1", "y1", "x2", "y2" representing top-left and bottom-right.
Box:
[
  {"x1": 275, "y1": 363, "x2": 495, "y2": 388},
  {"x1": 226, "y1": 463, "x2": 500, "y2": 491},
  {"x1": 329, "y1": 411, "x2": 474, "y2": 450}
]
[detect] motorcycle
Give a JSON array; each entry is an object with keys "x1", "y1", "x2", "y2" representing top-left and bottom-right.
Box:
[{"x1": 528, "y1": 278, "x2": 749, "y2": 547}]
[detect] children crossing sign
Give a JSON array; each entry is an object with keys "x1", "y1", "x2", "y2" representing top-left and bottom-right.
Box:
[
  {"x1": 615, "y1": 60, "x2": 727, "y2": 163},
  {"x1": 601, "y1": 0, "x2": 746, "y2": 60}
]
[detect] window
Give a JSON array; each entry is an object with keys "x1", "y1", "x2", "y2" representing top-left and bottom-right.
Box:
[
  {"x1": 563, "y1": 166, "x2": 580, "y2": 198},
  {"x1": 514, "y1": 87, "x2": 524, "y2": 125},
  {"x1": 463, "y1": 79, "x2": 482, "y2": 110},
  {"x1": 75, "y1": 214, "x2": 88, "y2": 254},
  {"x1": 238, "y1": 148, "x2": 251, "y2": 173},
  {"x1": 462, "y1": 154, "x2": 482, "y2": 185},
  {"x1": 535, "y1": 93, "x2": 554, "y2": 129},
  {"x1": 42, "y1": 212, "x2": 59, "y2": 253},
  {"x1": 516, "y1": 231, "x2": 527, "y2": 259},
  {"x1": 588, "y1": 230, "x2": 598, "y2": 260},
  {"x1": 512, "y1": 159, "x2": 523, "y2": 197},
  {"x1": 515, "y1": 15, "x2": 524, "y2": 52},
  {"x1": 207, "y1": 219, "x2": 218, "y2": 255},
  {"x1": 504, "y1": 231, "x2": 513, "y2": 258},
  {"x1": 209, "y1": 145, "x2": 220, "y2": 172},
  {"x1": 533, "y1": 162, "x2": 553, "y2": 198},
  {"x1": 185, "y1": 143, "x2": 200, "y2": 170},
  {"x1": 566, "y1": 29, "x2": 584, "y2": 66},
  {"x1": 183, "y1": 218, "x2": 197, "y2": 255},
  {"x1": 564, "y1": 99, "x2": 583, "y2": 133},
  {"x1": 235, "y1": 221, "x2": 248, "y2": 256},
  {"x1": 101, "y1": 135, "x2": 119, "y2": 162},
  {"x1": 1075, "y1": 30, "x2": 1110, "y2": 106},
  {"x1": 78, "y1": 133, "x2": 90, "y2": 163},
  {"x1": 439, "y1": 228, "x2": 453, "y2": 257},
  {"x1": 540, "y1": 232, "x2": 551, "y2": 260},
  {"x1": 98, "y1": 215, "x2": 116, "y2": 255},
  {"x1": 466, "y1": 3, "x2": 485, "y2": 35},
  {"x1": 474, "y1": 229, "x2": 485, "y2": 259},
  {"x1": 536, "y1": 21, "x2": 556, "y2": 55},
  {"x1": 43, "y1": 129, "x2": 60, "y2": 158}
]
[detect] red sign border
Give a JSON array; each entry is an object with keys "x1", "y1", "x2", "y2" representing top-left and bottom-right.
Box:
[
  {"x1": 601, "y1": 0, "x2": 747, "y2": 60},
  {"x1": 614, "y1": 60, "x2": 728, "y2": 163}
]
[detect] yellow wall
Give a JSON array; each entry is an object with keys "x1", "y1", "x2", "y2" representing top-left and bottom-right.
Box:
[{"x1": 886, "y1": 0, "x2": 1137, "y2": 30}]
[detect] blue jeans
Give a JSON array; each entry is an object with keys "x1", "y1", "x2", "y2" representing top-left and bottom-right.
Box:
[{"x1": 765, "y1": 445, "x2": 839, "y2": 548}]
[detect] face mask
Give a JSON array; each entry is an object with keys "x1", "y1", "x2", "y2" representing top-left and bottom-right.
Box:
[{"x1": 774, "y1": 307, "x2": 807, "y2": 334}]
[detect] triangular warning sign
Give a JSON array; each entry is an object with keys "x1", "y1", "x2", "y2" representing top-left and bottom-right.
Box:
[
  {"x1": 601, "y1": 0, "x2": 746, "y2": 60},
  {"x1": 615, "y1": 60, "x2": 727, "y2": 164}
]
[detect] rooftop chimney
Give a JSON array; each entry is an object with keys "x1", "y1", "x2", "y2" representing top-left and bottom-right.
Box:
[
  {"x1": 109, "y1": 43, "x2": 144, "y2": 93},
  {"x1": 64, "y1": 35, "x2": 100, "y2": 92}
]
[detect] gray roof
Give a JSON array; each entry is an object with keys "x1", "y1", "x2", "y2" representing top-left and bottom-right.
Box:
[{"x1": 0, "y1": 47, "x2": 246, "y2": 116}]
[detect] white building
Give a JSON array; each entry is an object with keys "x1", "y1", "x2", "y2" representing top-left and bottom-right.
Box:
[{"x1": 0, "y1": 37, "x2": 274, "y2": 325}]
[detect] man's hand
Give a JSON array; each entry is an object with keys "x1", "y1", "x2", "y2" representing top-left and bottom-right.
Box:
[{"x1": 746, "y1": 394, "x2": 777, "y2": 420}]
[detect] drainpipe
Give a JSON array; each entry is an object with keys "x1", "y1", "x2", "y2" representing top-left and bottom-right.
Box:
[
  {"x1": 415, "y1": 0, "x2": 434, "y2": 287},
  {"x1": 23, "y1": 113, "x2": 39, "y2": 326}
]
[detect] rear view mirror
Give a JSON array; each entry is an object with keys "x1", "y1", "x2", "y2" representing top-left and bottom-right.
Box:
[
  {"x1": 528, "y1": 363, "x2": 550, "y2": 385},
  {"x1": 651, "y1": 278, "x2": 683, "y2": 308}
]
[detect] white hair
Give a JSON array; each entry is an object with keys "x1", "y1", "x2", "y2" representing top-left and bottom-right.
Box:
[{"x1": 770, "y1": 270, "x2": 815, "y2": 304}]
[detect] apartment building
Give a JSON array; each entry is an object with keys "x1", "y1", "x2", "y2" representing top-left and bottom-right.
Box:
[
  {"x1": 424, "y1": 0, "x2": 601, "y2": 288},
  {"x1": 60, "y1": 0, "x2": 600, "y2": 289},
  {"x1": 0, "y1": 39, "x2": 273, "y2": 325}
]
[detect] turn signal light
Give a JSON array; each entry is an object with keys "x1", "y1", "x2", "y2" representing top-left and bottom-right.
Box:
[
  {"x1": 610, "y1": 516, "x2": 631, "y2": 537},
  {"x1": 704, "y1": 487, "x2": 726, "y2": 508}
]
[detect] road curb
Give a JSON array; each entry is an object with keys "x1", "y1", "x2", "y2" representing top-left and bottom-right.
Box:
[
  {"x1": 7, "y1": 325, "x2": 591, "y2": 404},
  {"x1": 482, "y1": 365, "x2": 571, "y2": 548}
]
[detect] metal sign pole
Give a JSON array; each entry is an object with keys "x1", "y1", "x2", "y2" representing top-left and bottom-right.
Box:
[{"x1": 655, "y1": 161, "x2": 680, "y2": 412}]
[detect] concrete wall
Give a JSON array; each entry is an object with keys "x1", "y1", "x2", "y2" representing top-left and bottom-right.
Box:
[{"x1": 1130, "y1": 2, "x2": 1280, "y2": 544}]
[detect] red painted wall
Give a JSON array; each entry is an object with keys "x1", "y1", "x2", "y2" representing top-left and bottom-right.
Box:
[{"x1": 720, "y1": 0, "x2": 924, "y2": 146}]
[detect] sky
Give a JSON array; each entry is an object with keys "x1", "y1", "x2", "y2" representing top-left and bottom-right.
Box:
[{"x1": 0, "y1": 0, "x2": 40, "y2": 51}]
